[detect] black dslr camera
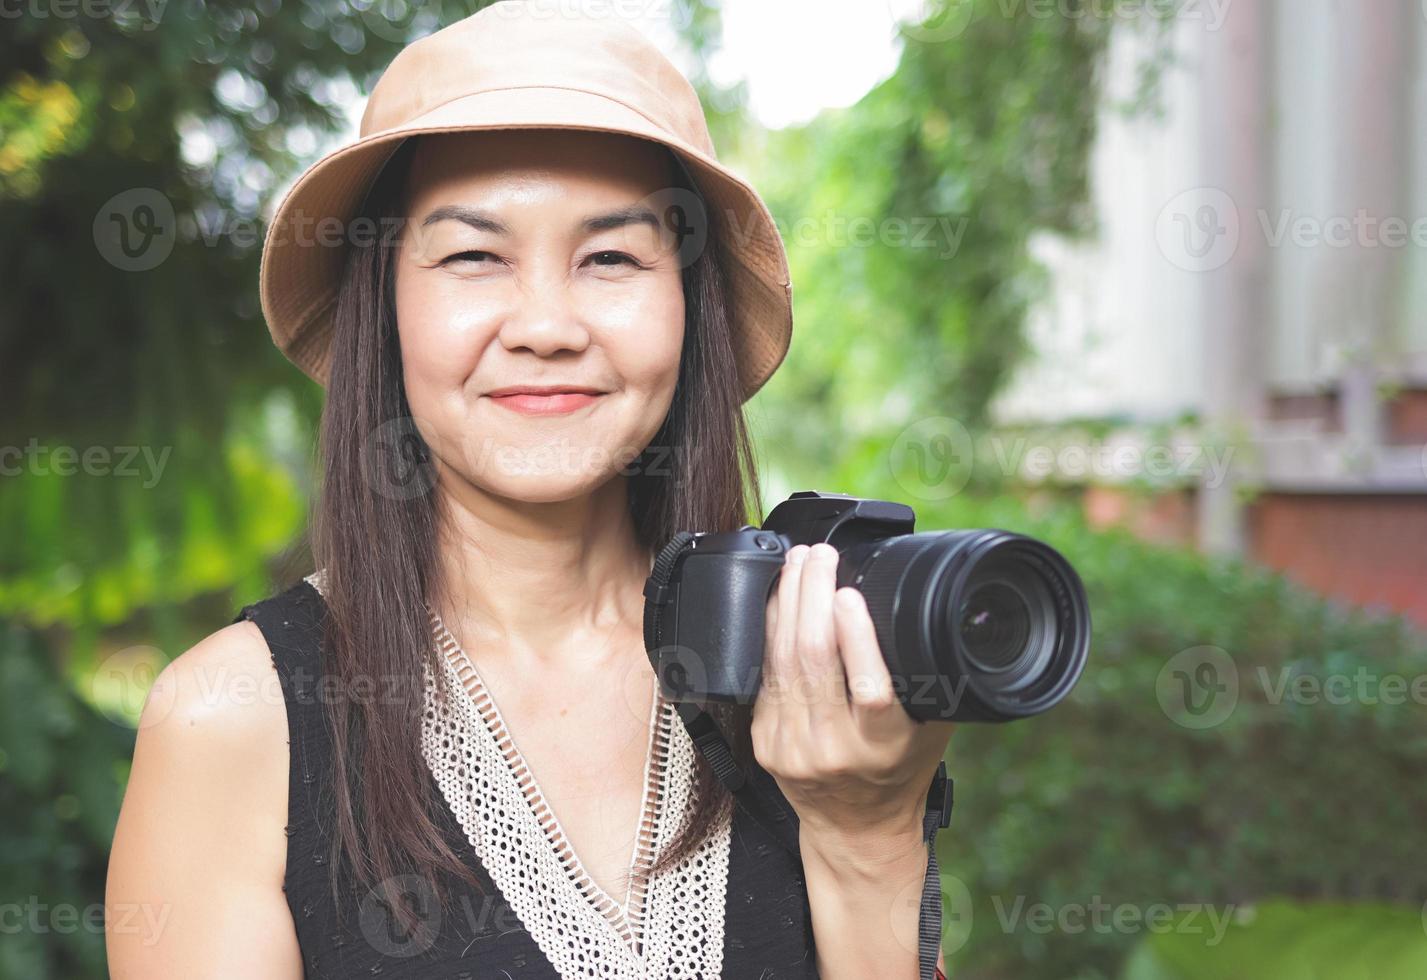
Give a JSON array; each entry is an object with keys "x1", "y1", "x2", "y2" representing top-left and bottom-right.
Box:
[{"x1": 642, "y1": 491, "x2": 1090, "y2": 722}]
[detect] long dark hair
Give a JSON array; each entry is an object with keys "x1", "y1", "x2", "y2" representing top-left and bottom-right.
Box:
[{"x1": 309, "y1": 133, "x2": 762, "y2": 933}]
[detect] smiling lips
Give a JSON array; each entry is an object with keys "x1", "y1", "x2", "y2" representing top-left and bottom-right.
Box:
[{"x1": 485, "y1": 385, "x2": 607, "y2": 416}]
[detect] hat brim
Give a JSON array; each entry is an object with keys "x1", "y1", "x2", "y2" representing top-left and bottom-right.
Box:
[{"x1": 259, "y1": 85, "x2": 792, "y2": 401}]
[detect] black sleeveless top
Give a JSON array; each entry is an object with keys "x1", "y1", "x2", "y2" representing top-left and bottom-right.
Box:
[{"x1": 233, "y1": 578, "x2": 820, "y2": 979}]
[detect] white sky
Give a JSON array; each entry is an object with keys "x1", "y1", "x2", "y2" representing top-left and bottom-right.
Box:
[
  {"x1": 330, "y1": 0, "x2": 919, "y2": 136},
  {"x1": 696, "y1": 0, "x2": 913, "y2": 129},
  {"x1": 256, "y1": 0, "x2": 923, "y2": 216}
]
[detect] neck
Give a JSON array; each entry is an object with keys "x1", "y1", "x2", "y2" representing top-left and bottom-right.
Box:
[{"x1": 431, "y1": 472, "x2": 653, "y2": 672}]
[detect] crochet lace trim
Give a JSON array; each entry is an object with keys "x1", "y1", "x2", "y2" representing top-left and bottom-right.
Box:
[{"x1": 303, "y1": 570, "x2": 731, "y2": 978}]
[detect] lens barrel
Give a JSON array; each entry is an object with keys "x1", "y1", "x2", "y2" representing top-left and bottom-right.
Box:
[{"x1": 843, "y1": 530, "x2": 1090, "y2": 722}]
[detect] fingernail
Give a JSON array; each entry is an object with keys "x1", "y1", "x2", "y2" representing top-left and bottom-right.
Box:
[{"x1": 788, "y1": 546, "x2": 808, "y2": 565}]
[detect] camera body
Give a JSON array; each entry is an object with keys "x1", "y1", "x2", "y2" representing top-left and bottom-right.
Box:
[{"x1": 643, "y1": 490, "x2": 1091, "y2": 722}]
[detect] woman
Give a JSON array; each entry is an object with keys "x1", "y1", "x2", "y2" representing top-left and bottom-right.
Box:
[{"x1": 106, "y1": 3, "x2": 956, "y2": 977}]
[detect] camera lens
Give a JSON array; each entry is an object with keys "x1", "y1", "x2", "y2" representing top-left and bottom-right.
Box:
[
  {"x1": 959, "y1": 580, "x2": 1030, "y2": 672},
  {"x1": 954, "y1": 560, "x2": 1057, "y2": 694},
  {"x1": 846, "y1": 529, "x2": 1089, "y2": 722}
]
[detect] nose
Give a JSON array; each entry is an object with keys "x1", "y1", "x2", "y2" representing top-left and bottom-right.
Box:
[{"x1": 496, "y1": 271, "x2": 592, "y2": 359}]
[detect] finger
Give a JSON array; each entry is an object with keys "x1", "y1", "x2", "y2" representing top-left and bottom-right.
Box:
[
  {"x1": 762, "y1": 577, "x2": 780, "y2": 687},
  {"x1": 794, "y1": 543, "x2": 847, "y2": 706},
  {"x1": 834, "y1": 587, "x2": 903, "y2": 736},
  {"x1": 766, "y1": 544, "x2": 808, "y2": 694}
]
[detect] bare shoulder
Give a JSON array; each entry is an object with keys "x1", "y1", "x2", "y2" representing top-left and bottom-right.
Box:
[
  {"x1": 107, "y1": 617, "x2": 301, "y2": 978},
  {"x1": 139, "y1": 618, "x2": 288, "y2": 740}
]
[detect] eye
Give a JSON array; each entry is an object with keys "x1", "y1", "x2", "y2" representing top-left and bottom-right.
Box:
[
  {"x1": 585, "y1": 250, "x2": 643, "y2": 268},
  {"x1": 441, "y1": 250, "x2": 501, "y2": 266}
]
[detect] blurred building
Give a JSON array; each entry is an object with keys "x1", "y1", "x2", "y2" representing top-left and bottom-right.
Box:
[{"x1": 995, "y1": 0, "x2": 1427, "y2": 626}]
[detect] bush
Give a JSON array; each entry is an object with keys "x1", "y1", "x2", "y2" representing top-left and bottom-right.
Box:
[
  {"x1": 1122, "y1": 900, "x2": 1427, "y2": 980},
  {"x1": 0, "y1": 623, "x2": 134, "y2": 979},
  {"x1": 887, "y1": 491, "x2": 1427, "y2": 979}
]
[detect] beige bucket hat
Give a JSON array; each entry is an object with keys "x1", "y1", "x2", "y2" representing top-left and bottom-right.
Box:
[{"x1": 259, "y1": 0, "x2": 793, "y2": 402}]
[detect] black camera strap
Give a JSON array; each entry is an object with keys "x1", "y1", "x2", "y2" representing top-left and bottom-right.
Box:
[{"x1": 645, "y1": 535, "x2": 954, "y2": 979}]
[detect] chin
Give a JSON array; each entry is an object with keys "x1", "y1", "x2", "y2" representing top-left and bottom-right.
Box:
[{"x1": 480, "y1": 469, "x2": 611, "y2": 505}]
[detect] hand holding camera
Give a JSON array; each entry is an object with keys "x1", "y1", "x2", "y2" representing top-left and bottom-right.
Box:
[
  {"x1": 644, "y1": 489, "x2": 1091, "y2": 723},
  {"x1": 753, "y1": 539, "x2": 960, "y2": 844}
]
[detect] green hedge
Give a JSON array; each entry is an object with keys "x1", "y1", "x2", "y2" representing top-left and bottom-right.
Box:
[
  {"x1": 0, "y1": 623, "x2": 133, "y2": 978},
  {"x1": 1122, "y1": 900, "x2": 1427, "y2": 980},
  {"x1": 897, "y1": 491, "x2": 1427, "y2": 979},
  {"x1": 6, "y1": 485, "x2": 1424, "y2": 979}
]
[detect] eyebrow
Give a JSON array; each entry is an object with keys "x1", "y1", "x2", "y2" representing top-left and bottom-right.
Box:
[{"x1": 419, "y1": 204, "x2": 661, "y2": 235}]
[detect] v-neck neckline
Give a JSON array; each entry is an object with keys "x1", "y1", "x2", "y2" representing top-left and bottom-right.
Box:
[{"x1": 427, "y1": 607, "x2": 669, "y2": 954}]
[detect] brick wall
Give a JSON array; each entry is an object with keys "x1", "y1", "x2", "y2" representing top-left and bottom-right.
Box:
[{"x1": 1246, "y1": 493, "x2": 1427, "y2": 628}]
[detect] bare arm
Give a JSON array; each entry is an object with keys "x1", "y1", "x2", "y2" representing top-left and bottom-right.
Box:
[
  {"x1": 106, "y1": 620, "x2": 302, "y2": 980},
  {"x1": 801, "y1": 822, "x2": 948, "y2": 979}
]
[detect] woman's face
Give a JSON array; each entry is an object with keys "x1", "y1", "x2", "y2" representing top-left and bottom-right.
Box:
[{"x1": 393, "y1": 129, "x2": 686, "y2": 504}]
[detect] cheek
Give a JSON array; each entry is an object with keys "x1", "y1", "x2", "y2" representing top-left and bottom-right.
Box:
[
  {"x1": 393, "y1": 266, "x2": 496, "y2": 407},
  {"x1": 595, "y1": 277, "x2": 685, "y2": 395}
]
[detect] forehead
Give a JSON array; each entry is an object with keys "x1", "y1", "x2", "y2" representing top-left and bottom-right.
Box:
[{"x1": 401, "y1": 129, "x2": 679, "y2": 209}]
